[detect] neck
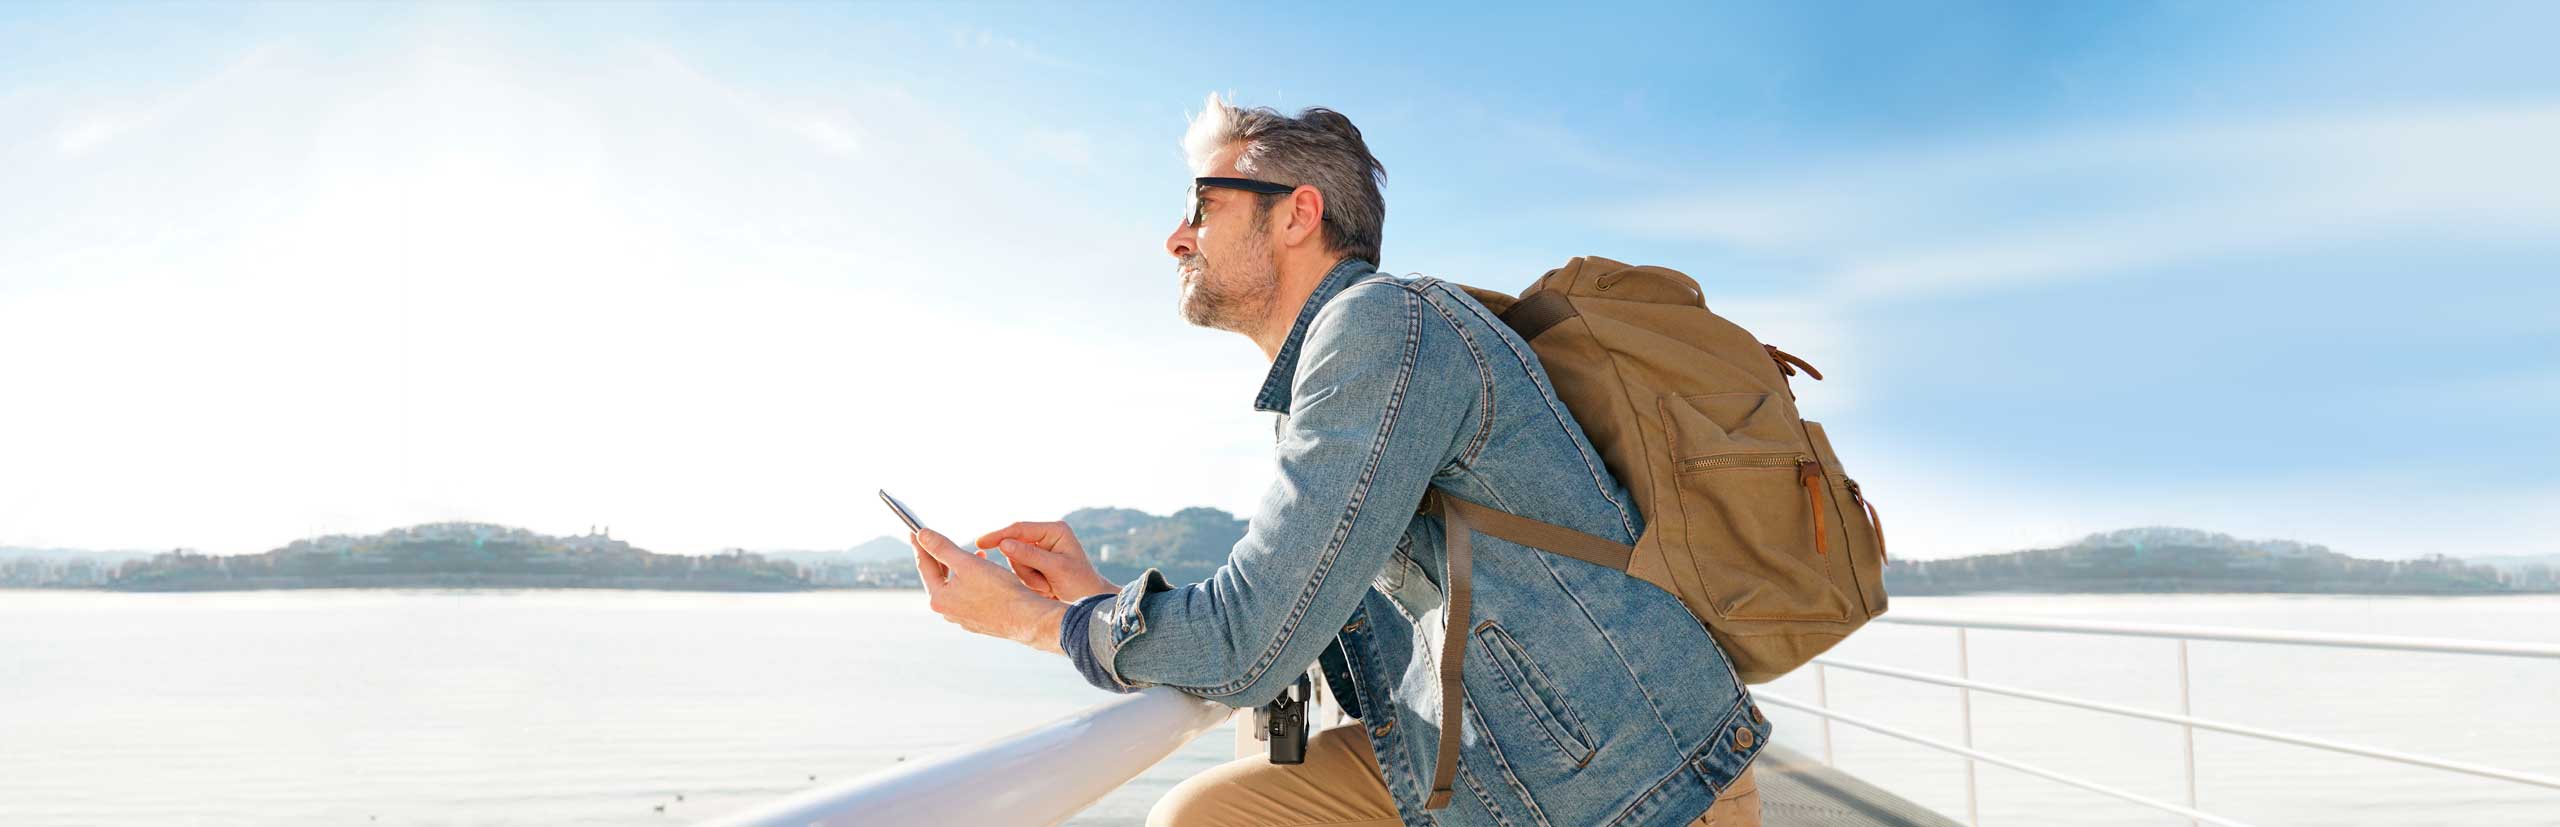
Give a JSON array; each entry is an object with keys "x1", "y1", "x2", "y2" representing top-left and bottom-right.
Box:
[{"x1": 1250, "y1": 254, "x2": 1351, "y2": 361}]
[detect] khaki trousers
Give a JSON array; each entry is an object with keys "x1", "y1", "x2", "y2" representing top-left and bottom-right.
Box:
[{"x1": 1148, "y1": 724, "x2": 1761, "y2": 827}]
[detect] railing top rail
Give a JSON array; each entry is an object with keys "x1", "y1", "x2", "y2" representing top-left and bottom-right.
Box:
[
  {"x1": 696, "y1": 687, "x2": 1231, "y2": 827},
  {"x1": 1757, "y1": 692, "x2": 2254, "y2": 827},
  {"x1": 1812, "y1": 656, "x2": 2560, "y2": 792},
  {"x1": 1876, "y1": 609, "x2": 2560, "y2": 660}
]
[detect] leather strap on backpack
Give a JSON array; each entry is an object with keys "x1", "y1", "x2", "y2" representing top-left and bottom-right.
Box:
[
  {"x1": 1415, "y1": 487, "x2": 1638, "y2": 810},
  {"x1": 1421, "y1": 490, "x2": 1471, "y2": 811},
  {"x1": 1499, "y1": 292, "x2": 1578, "y2": 342}
]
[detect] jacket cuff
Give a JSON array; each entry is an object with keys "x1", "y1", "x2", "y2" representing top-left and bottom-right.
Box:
[
  {"x1": 1059, "y1": 593, "x2": 1131, "y2": 693},
  {"x1": 1063, "y1": 568, "x2": 1174, "y2": 693}
]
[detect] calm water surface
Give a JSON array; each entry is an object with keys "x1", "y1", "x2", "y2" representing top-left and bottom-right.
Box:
[{"x1": 2, "y1": 590, "x2": 2553, "y2": 826}]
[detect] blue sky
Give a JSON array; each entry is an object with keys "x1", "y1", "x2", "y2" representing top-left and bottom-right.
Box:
[{"x1": 2, "y1": 1, "x2": 2552, "y2": 560}]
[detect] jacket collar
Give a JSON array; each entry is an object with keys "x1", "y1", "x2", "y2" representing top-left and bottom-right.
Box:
[{"x1": 1251, "y1": 256, "x2": 1379, "y2": 414}]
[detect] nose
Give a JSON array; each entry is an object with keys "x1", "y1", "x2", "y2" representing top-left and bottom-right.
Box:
[{"x1": 1165, "y1": 221, "x2": 1197, "y2": 260}]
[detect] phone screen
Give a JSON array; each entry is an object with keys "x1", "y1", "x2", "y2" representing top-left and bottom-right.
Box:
[{"x1": 878, "y1": 489, "x2": 926, "y2": 533}]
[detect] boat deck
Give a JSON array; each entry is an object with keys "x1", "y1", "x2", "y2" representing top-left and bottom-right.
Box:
[{"x1": 1757, "y1": 744, "x2": 1960, "y2": 827}]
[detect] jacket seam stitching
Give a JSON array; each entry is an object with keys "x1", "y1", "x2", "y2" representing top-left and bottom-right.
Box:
[
  {"x1": 1443, "y1": 292, "x2": 1639, "y2": 539},
  {"x1": 1460, "y1": 763, "x2": 1515, "y2": 827},
  {"x1": 1416, "y1": 280, "x2": 1497, "y2": 466},
  {"x1": 1198, "y1": 286, "x2": 1422, "y2": 698},
  {"x1": 1473, "y1": 620, "x2": 1600, "y2": 765},
  {"x1": 1602, "y1": 698, "x2": 1760, "y2": 827},
  {"x1": 1462, "y1": 690, "x2": 1555, "y2": 827},
  {"x1": 1472, "y1": 481, "x2": 1685, "y2": 749},
  {"x1": 1599, "y1": 695, "x2": 1762, "y2": 827},
  {"x1": 1599, "y1": 755, "x2": 1705, "y2": 827}
]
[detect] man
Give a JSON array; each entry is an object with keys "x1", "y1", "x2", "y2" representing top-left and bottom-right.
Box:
[{"x1": 907, "y1": 94, "x2": 1768, "y2": 827}]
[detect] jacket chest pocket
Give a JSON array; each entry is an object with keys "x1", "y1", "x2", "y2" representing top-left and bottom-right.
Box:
[{"x1": 1470, "y1": 618, "x2": 1598, "y2": 767}]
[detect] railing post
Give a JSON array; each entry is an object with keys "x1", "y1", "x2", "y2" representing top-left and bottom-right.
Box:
[
  {"x1": 2179, "y1": 638, "x2": 2199, "y2": 827},
  {"x1": 1958, "y1": 627, "x2": 1979, "y2": 827},
  {"x1": 1815, "y1": 661, "x2": 1835, "y2": 766}
]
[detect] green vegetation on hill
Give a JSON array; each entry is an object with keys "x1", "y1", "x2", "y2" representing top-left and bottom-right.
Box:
[
  {"x1": 103, "y1": 523, "x2": 808, "y2": 591},
  {"x1": 15, "y1": 515, "x2": 2549, "y2": 596},
  {"x1": 1066, "y1": 505, "x2": 1247, "y2": 586},
  {"x1": 1884, "y1": 526, "x2": 2554, "y2": 595}
]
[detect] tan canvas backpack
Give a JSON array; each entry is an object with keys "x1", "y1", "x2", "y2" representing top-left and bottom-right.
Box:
[{"x1": 1411, "y1": 255, "x2": 1888, "y2": 809}]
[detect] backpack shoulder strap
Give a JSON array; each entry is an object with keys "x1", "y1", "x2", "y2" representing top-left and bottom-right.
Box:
[
  {"x1": 1423, "y1": 488, "x2": 1632, "y2": 571},
  {"x1": 1413, "y1": 487, "x2": 1636, "y2": 810}
]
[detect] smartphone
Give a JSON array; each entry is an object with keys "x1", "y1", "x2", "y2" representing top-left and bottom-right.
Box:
[{"x1": 879, "y1": 489, "x2": 927, "y2": 534}]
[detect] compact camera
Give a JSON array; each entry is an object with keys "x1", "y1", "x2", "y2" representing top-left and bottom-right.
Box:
[{"x1": 1253, "y1": 674, "x2": 1312, "y2": 764}]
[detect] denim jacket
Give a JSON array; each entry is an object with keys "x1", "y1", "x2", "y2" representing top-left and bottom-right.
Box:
[{"x1": 1061, "y1": 256, "x2": 1770, "y2": 827}]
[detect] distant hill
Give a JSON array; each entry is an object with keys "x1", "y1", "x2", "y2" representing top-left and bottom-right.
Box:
[
  {"x1": 1065, "y1": 505, "x2": 1246, "y2": 586},
  {"x1": 1886, "y1": 526, "x2": 2553, "y2": 595},
  {"x1": 30, "y1": 513, "x2": 2535, "y2": 597},
  {"x1": 0, "y1": 547, "x2": 161, "y2": 563},
  {"x1": 0, "y1": 547, "x2": 163, "y2": 587},
  {"x1": 90, "y1": 523, "x2": 811, "y2": 592},
  {"x1": 754, "y1": 536, "x2": 913, "y2": 568},
  {"x1": 2466, "y1": 553, "x2": 2560, "y2": 575}
]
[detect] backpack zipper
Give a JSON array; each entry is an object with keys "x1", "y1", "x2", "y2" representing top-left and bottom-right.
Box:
[
  {"x1": 1677, "y1": 452, "x2": 1831, "y2": 557},
  {"x1": 1675, "y1": 452, "x2": 1812, "y2": 473}
]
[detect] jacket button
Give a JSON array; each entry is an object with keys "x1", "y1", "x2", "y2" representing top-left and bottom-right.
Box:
[
  {"x1": 1343, "y1": 618, "x2": 1364, "y2": 634},
  {"x1": 1733, "y1": 726, "x2": 1755, "y2": 750},
  {"x1": 1372, "y1": 720, "x2": 1395, "y2": 737},
  {"x1": 1750, "y1": 706, "x2": 1766, "y2": 726}
]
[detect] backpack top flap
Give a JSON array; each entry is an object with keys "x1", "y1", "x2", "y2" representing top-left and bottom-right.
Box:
[
  {"x1": 1505, "y1": 256, "x2": 1800, "y2": 519},
  {"x1": 1528, "y1": 254, "x2": 1705, "y2": 308}
]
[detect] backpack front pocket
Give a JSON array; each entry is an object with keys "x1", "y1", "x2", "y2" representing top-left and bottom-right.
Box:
[{"x1": 1662, "y1": 394, "x2": 1859, "y2": 622}]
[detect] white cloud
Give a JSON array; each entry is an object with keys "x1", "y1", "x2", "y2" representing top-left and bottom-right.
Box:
[
  {"x1": 786, "y1": 114, "x2": 862, "y2": 156},
  {"x1": 52, "y1": 42, "x2": 280, "y2": 158},
  {"x1": 1615, "y1": 103, "x2": 2560, "y2": 302},
  {"x1": 629, "y1": 44, "x2": 870, "y2": 157}
]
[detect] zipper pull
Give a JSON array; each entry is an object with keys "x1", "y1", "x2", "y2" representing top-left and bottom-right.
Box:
[
  {"x1": 1797, "y1": 458, "x2": 1827, "y2": 556},
  {"x1": 1843, "y1": 477, "x2": 1885, "y2": 560}
]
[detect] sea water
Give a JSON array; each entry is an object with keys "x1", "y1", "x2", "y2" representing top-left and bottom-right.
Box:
[{"x1": 1, "y1": 590, "x2": 2552, "y2": 826}]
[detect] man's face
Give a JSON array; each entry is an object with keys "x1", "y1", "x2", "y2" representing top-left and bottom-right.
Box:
[{"x1": 1167, "y1": 142, "x2": 1279, "y2": 334}]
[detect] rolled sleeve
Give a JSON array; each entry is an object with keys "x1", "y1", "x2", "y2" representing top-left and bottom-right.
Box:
[
  {"x1": 1079, "y1": 283, "x2": 1480, "y2": 710},
  {"x1": 1062, "y1": 569, "x2": 1175, "y2": 693}
]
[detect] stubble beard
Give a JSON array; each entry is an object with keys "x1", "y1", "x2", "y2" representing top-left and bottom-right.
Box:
[{"x1": 1176, "y1": 228, "x2": 1278, "y2": 334}]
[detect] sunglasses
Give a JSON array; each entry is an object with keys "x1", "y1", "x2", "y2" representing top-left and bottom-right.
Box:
[{"x1": 1186, "y1": 176, "x2": 1301, "y2": 229}]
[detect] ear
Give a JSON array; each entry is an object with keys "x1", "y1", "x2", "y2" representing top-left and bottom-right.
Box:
[{"x1": 1278, "y1": 185, "x2": 1327, "y2": 249}]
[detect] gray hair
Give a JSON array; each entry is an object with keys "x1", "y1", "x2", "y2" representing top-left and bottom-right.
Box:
[{"x1": 1183, "y1": 93, "x2": 1388, "y2": 265}]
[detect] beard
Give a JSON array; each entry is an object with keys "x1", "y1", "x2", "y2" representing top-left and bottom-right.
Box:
[{"x1": 1176, "y1": 224, "x2": 1279, "y2": 333}]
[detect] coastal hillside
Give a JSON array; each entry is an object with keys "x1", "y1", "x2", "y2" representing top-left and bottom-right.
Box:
[
  {"x1": 13, "y1": 517, "x2": 2550, "y2": 595},
  {"x1": 96, "y1": 524, "x2": 808, "y2": 591},
  {"x1": 1065, "y1": 505, "x2": 1246, "y2": 586},
  {"x1": 1884, "y1": 526, "x2": 2555, "y2": 595}
]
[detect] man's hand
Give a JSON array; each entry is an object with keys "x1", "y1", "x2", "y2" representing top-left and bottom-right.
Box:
[
  {"x1": 977, "y1": 520, "x2": 1119, "y2": 602},
  {"x1": 911, "y1": 528, "x2": 1068, "y2": 654}
]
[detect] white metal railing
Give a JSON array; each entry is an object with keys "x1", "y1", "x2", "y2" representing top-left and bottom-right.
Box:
[
  {"x1": 1756, "y1": 694, "x2": 2248, "y2": 827},
  {"x1": 695, "y1": 686, "x2": 1232, "y2": 827},
  {"x1": 1759, "y1": 609, "x2": 2560, "y2": 827}
]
